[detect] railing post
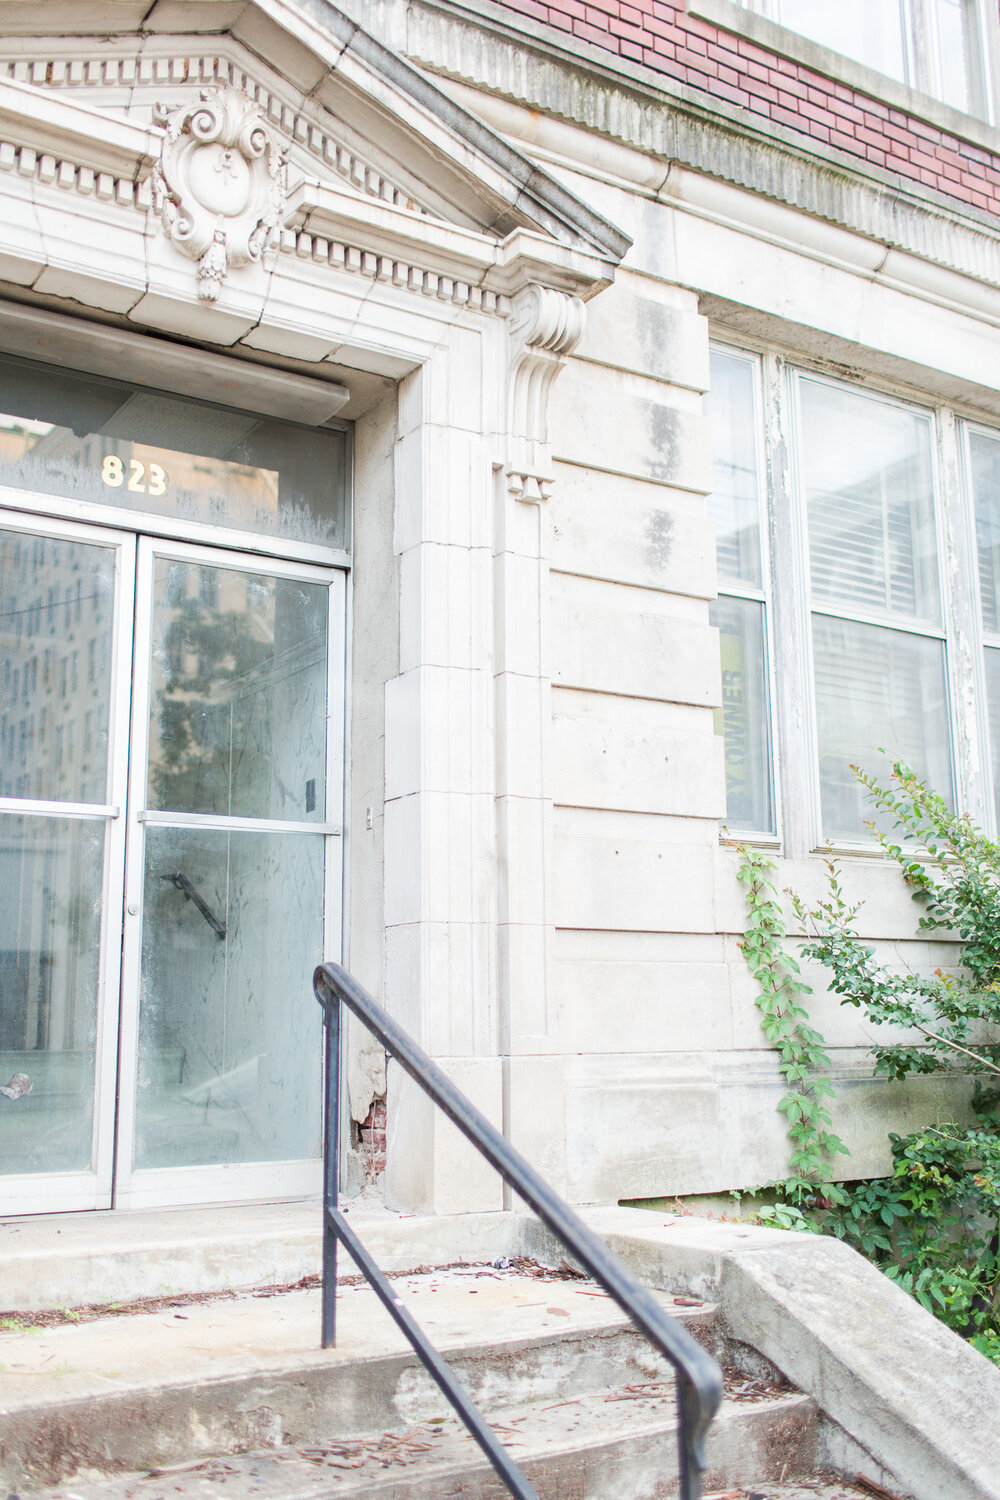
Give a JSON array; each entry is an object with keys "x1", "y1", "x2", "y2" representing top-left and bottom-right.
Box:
[
  {"x1": 313, "y1": 961, "x2": 722, "y2": 1498},
  {"x1": 321, "y1": 985, "x2": 341, "y2": 1349}
]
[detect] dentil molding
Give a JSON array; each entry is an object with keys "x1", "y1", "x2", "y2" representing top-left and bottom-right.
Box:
[{"x1": 152, "y1": 85, "x2": 286, "y2": 301}]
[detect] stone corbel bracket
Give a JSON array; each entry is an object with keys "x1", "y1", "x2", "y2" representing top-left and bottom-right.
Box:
[
  {"x1": 152, "y1": 85, "x2": 287, "y2": 301},
  {"x1": 506, "y1": 282, "x2": 585, "y2": 504}
]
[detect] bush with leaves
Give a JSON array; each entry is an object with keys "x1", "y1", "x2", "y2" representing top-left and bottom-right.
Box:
[{"x1": 789, "y1": 760, "x2": 1000, "y2": 1359}]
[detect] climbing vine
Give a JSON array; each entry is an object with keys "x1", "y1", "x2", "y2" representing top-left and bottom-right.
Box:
[
  {"x1": 736, "y1": 847, "x2": 849, "y2": 1206},
  {"x1": 733, "y1": 764, "x2": 1000, "y2": 1364}
]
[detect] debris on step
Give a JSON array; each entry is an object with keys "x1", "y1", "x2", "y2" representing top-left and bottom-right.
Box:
[{"x1": 704, "y1": 1477, "x2": 912, "y2": 1500}]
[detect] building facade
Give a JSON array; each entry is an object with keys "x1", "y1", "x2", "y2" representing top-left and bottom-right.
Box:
[{"x1": 0, "y1": 0, "x2": 997, "y2": 1221}]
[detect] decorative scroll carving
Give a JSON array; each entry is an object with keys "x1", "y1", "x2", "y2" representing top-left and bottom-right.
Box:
[
  {"x1": 506, "y1": 283, "x2": 585, "y2": 503},
  {"x1": 152, "y1": 86, "x2": 286, "y2": 301}
]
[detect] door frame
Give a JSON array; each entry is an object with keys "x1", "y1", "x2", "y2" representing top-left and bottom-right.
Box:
[
  {"x1": 0, "y1": 505, "x2": 136, "y2": 1216},
  {"x1": 0, "y1": 499, "x2": 348, "y2": 1216},
  {"x1": 116, "y1": 535, "x2": 346, "y2": 1211}
]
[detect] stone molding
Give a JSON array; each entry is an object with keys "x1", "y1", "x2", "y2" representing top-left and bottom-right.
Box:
[
  {"x1": 391, "y1": 0, "x2": 1000, "y2": 295},
  {"x1": 0, "y1": 136, "x2": 151, "y2": 208},
  {"x1": 506, "y1": 282, "x2": 585, "y2": 503},
  {"x1": 279, "y1": 226, "x2": 506, "y2": 314},
  {"x1": 0, "y1": 48, "x2": 438, "y2": 220},
  {"x1": 152, "y1": 86, "x2": 287, "y2": 302}
]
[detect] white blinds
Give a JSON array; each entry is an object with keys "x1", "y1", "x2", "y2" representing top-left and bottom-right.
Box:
[{"x1": 799, "y1": 375, "x2": 951, "y2": 838}]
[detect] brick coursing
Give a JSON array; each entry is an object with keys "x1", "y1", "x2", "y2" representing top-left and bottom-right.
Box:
[{"x1": 492, "y1": 0, "x2": 1000, "y2": 216}]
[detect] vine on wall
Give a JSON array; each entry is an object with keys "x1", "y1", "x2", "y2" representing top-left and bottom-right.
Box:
[{"x1": 736, "y1": 847, "x2": 848, "y2": 1206}]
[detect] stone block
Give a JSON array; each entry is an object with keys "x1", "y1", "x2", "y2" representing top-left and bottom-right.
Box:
[
  {"x1": 552, "y1": 808, "x2": 717, "y2": 933},
  {"x1": 574, "y1": 276, "x2": 709, "y2": 390},
  {"x1": 551, "y1": 930, "x2": 733, "y2": 1054},
  {"x1": 397, "y1": 541, "x2": 492, "y2": 672},
  {"x1": 384, "y1": 665, "x2": 493, "y2": 799},
  {"x1": 383, "y1": 790, "x2": 495, "y2": 927},
  {"x1": 551, "y1": 575, "x2": 719, "y2": 706},
  {"x1": 549, "y1": 464, "x2": 715, "y2": 598},
  {"x1": 562, "y1": 1053, "x2": 724, "y2": 1201},
  {"x1": 552, "y1": 688, "x2": 724, "y2": 817},
  {"x1": 549, "y1": 361, "x2": 711, "y2": 493},
  {"x1": 384, "y1": 1054, "x2": 504, "y2": 1216},
  {"x1": 383, "y1": 919, "x2": 496, "y2": 1058}
]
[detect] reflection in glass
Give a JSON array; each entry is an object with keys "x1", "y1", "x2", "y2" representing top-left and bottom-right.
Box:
[
  {"x1": 776, "y1": 0, "x2": 906, "y2": 79},
  {"x1": 706, "y1": 349, "x2": 762, "y2": 587},
  {"x1": 0, "y1": 815, "x2": 104, "y2": 1174},
  {"x1": 0, "y1": 357, "x2": 347, "y2": 549},
  {"x1": 0, "y1": 529, "x2": 115, "y2": 803},
  {"x1": 710, "y1": 596, "x2": 774, "y2": 833},
  {"x1": 801, "y1": 378, "x2": 939, "y2": 626},
  {"x1": 813, "y1": 616, "x2": 952, "y2": 840},
  {"x1": 147, "y1": 560, "x2": 327, "y2": 820},
  {"x1": 932, "y1": 0, "x2": 980, "y2": 113},
  {"x1": 135, "y1": 826, "x2": 324, "y2": 1169}
]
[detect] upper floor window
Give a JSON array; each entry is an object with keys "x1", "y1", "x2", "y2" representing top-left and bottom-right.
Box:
[
  {"x1": 737, "y1": 0, "x2": 990, "y2": 118},
  {"x1": 707, "y1": 346, "x2": 1000, "y2": 849}
]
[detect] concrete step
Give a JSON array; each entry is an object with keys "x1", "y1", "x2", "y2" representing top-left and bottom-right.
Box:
[
  {"x1": 0, "y1": 1265, "x2": 818, "y2": 1497},
  {"x1": 21, "y1": 1385, "x2": 817, "y2": 1499},
  {"x1": 0, "y1": 1202, "x2": 526, "y2": 1311}
]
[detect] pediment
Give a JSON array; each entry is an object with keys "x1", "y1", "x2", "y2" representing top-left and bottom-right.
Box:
[{"x1": 0, "y1": 0, "x2": 629, "y2": 266}]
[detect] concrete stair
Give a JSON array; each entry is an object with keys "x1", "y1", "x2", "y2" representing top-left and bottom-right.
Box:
[{"x1": 0, "y1": 1262, "x2": 852, "y2": 1500}]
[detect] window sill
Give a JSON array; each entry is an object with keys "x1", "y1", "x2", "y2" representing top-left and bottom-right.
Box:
[{"x1": 689, "y1": 0, "x2": 1000, "y2": 155}]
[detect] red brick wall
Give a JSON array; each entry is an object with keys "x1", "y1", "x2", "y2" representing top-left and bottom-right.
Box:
[{"x1": 492, "y1": 0, "x2": 1000, "y2": 216}]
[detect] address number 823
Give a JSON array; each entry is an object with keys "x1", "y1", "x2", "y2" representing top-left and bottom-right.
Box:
[{"x1": 102, "y1": 453, "x2": 167, "y2": 497}]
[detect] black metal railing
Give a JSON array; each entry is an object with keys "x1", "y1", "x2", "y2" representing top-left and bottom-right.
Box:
[{"x1": 315, "y1": 961, "x2": 723, "y2": 1500}]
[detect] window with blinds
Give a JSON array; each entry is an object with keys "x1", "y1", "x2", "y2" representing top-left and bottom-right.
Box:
[
  {"x1": 706, "y1": 347, "x2": 966, "y2": 845},
  {"x1": 796, "y1": 374, "x2": 951, "y2": 839}
]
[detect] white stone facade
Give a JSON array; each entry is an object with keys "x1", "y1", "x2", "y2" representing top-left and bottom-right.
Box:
[{"x1": 0, "y1": 0, "x2": 994, "y2": 1220}]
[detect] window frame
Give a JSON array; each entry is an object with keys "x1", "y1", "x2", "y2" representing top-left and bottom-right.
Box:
[
  {"x1": 690, "y1": 0, "x2": 1000, "y2": 137},
  {"x1": 707, "y1": 342, "x2": 782, "y2": 844},
  {"x1": 958, "y1": 417, "x2": 1000, "y2": 828},
  {"x1": 788, "y1": 365, "x2": 957, "y2": 852},
  {"x1": 708, "y1": 337, "x2": 998, "y2": 854}
]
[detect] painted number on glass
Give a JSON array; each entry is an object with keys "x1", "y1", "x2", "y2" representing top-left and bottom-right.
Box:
[{"x1": 101, "y1": 454, "x2": 167, "y2": 497}]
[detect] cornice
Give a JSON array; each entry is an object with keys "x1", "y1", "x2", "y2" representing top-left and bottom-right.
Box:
[
  {"x1": 0, "y1": 74, "x2": 611, "y2": 318},
  {"x1": 0, "y1": 45, "x2": 440, "y2": 219},
  {"x1": 374, "y1": 0, "x2": 1000, "y2": 295},
  {"x1": 0, "y1": 0, "x2": 630, "y2": 265},
  {"x1": 0, "y1": 75, "x2": 157, "y2": 179}
]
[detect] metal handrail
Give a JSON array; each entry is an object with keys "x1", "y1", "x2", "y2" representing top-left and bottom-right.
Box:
[{"x1": 315, "y1": 960, "x2": 723, "y2": 1500}]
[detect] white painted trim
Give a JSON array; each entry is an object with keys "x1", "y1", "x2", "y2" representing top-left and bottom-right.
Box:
[
  {"x1": 138, "y1": 811, "x2": 339, "y2": 835},
  {"x1": 113, "y1": 535, "x2": 345, "y2": 1210},
  {"x1": 0, "y1": 507, "x2": 137, "y2": 1214},
  {"x1": 0, "y1": 486, "x2": 351, "y2": 572},
  {"x1": 0, "y1": 798, "x2": 119, "y2": 819}
]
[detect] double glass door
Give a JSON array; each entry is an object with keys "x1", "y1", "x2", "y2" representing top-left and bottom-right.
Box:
[{"x1": 0, "y1": 511, "x2": 344, "y2": 1214}]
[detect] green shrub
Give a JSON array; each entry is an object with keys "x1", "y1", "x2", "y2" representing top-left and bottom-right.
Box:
[{"x1": 739, "y1": 761, "x2": 1000, "y2": 1361}]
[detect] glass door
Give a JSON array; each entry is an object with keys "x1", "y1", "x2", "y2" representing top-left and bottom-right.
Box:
[
  {"x1": 0, "y1": 512, "x2": 134, "y2": 1214},
  {"x1": 115, "y1": 539, "x2": 344, "y2": 1209}
]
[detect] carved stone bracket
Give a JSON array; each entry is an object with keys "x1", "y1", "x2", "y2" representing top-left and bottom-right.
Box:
[
  {"x1": 506, "y1": 283, "x2": 585, "y2": 504},
  {"x1": 152, "y1": 86, "x2": 286, "y2": 301}
]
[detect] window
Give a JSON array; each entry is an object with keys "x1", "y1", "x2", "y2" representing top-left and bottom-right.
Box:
[
  {"x1": 707, "y1": 347, "x2": 1000, "y2": 846},
  {"x1": 736, "y1": 0, "x2": 990, "y2": 118},
  {"x1": 706, "y1": 349, "x2": 776, "y2": 834}
]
